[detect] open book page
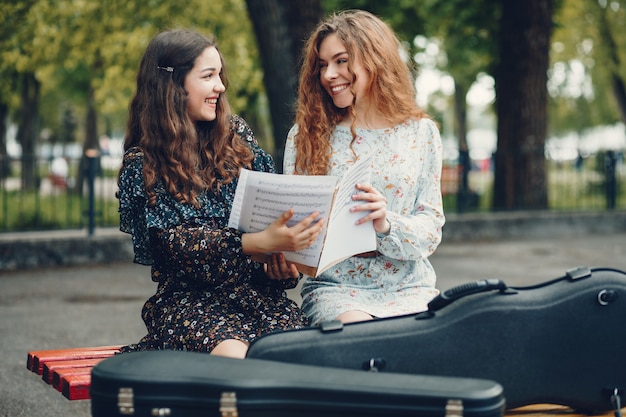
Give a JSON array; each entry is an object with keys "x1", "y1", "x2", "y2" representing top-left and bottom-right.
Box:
[
  {"x1": 316, "y1": 151, "x2": 377, "y2": 275},
  {"x1": 229, "y1": 151, "x2": 377, "y2": 277},
  {"x1": 228, "y1": 169, "x2": 338, "y2": 270}
]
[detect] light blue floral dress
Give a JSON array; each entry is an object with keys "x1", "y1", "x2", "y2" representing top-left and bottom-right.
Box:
[{"x1": 284, "y1": 118, "x2": 445, "y2": 325}]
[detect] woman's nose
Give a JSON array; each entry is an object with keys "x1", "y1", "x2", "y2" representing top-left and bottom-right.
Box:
[{"x1": 324, "y1": 63, "x2": 339, "y2": 80}]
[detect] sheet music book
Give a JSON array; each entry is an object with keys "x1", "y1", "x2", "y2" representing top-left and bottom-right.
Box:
[{"x1": 228, "y1": 152, "x2": 376, "y2": 277}]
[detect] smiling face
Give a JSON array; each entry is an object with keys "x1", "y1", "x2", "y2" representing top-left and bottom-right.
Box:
[
  {"x1": 318, "y1": 33, "x2": 369, "y2": 113},
  {"x1": 184, "y1": 46, "x2": 225, "y2": 122}
]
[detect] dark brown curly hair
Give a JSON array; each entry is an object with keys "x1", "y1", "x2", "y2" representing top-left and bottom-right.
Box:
[
  {"x1": 293, "y1": 10, "x2": 429, "y2": 175},
  {"x1": 121, "y1": 29, "x2": 253, "y2": 207}
]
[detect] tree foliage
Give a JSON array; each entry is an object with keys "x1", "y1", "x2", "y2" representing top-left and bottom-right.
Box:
[
  {"x1": 1, "y1": 0, "x2": 624, "y2": 211},
  {"x1": 0, "y1": 0, "x2": 266, "y2": 157},
  {"x1": 550, "y1": 0, "x2": 626, "y2": 135}
]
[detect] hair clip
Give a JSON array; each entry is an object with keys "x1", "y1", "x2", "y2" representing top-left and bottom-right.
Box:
[{"x1": 157, "y1": 66, "x2": 174, "y2": 72}]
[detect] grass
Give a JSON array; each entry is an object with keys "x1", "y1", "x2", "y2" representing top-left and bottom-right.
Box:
[{"x1": 0, "y1": 188, "x2": 119, "y2": 232}]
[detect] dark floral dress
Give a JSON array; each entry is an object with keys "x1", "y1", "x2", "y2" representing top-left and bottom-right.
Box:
[{"x1": 118, "y1": 115, "x2": 308, "y2": 353}]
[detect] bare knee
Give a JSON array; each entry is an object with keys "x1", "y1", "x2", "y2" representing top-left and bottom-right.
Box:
[
  {"x1": 335, "y1": 310, "x2": 374, "y2": 324},
  {"x1": 210, "y1": 339, "x2": 249, "y2": 359}
]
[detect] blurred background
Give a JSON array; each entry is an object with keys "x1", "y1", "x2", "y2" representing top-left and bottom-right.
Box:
[{"x1": 1, "y1": 0, "x2": 625, "y2": 234}]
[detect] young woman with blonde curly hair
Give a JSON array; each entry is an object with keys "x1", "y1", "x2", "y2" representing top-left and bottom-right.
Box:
[
  {"x1": 117, "y1": 29, "x2": 323, "y2": 358},
  {"x1": 284, "y1": 10, "x2": 445, "y2": 325}
]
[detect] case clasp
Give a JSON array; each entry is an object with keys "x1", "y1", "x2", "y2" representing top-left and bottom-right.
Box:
[
  {"x1": 220, "y1": 391, "x2": 238, "y2": 417},
  {"x1": 118, "y1": 387, "x2": 135, "y2": 415},
  {"x1": 446, "y1": 399, "x2": 464, "y2": 417}
]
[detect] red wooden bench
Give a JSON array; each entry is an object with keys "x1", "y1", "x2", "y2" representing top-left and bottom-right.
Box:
[
  {"x1": 26, "y1": 345, "x2": 122, "y2": 400},
  {"x1": 26, "y1": 346, "x2": 626, "y2": 417}
]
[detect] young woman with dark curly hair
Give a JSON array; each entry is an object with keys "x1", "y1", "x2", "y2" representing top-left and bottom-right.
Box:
[{"x1": 117, "y1": 29, "x2": 323, "y2": 358}]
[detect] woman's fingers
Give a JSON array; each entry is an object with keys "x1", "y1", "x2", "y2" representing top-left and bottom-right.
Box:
[
  {"x1": 350, "y1": 183, "x2": 389, "y2": 233},
  {"x1": 264, "y1": 210, "x2": 324, "y2": 253},
  {"x1": 298, "y1": 211, "x2": 322, "y2": 229},
  {"x1": 353, "y1": 183, "x2": 385, "y2": 203},
  {"x1": 265, "y1": 253, "x2": 300, "y2": 279},
  {"x1": 290, "y1": 211, "x2": 323, "y2": 249},
  {"x1": 305, "y1": 216, "x2": 324, "y2": 237},
  {"x1": 276, "y1": 208, "x2": 295, "y2": 226}
]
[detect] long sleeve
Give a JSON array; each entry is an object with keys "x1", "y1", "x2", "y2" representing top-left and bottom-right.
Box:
[
  {"x1": 284, "y1": 120, "x2": 445, "y2": 262},
  {"x1": 117, "y1": 149, "x2": 153, "y2": 265},
  {"x1": 148, "y1": 224, "x2": 254, "y2": 286},
  {"x1": 375, "y1": 118, "x2": 445, "y2": 261}
]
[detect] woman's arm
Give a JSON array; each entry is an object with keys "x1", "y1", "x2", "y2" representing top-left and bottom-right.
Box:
[
  {"x1": 117, "y1": 148, "x2": 154, "y2": 265},
  {"x1": 149, "y1": 224, "x2": 258, "y2": 286},
  {"x1": 149, "y1": 212, "x2": 322, "y2": 288},
  {"x1": 348, "y1": 119, "x2": 445, "y2": 261},
  {"x1": 375, "y1": 119, "x2": 445, "y2": 261}
]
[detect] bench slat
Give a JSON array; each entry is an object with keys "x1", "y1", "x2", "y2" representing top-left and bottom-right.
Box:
[
  {"x1": 26, "y1": 345, "x2": 121, "y2": 401},
  {"x1": 61, "y1": 373, "x2": 92, "y2": 400},
  {"x1": 43, "y1": 358, "x2": 105, "y2": 385},
  {"x1": 28, "y1": 345, "x2": 122, "y2": 374},
  {"x1": 53, "y1": 366, "x2": 93, "y2": 391}
]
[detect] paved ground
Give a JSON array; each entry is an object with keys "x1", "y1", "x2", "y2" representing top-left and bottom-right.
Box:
[{"x1": 2, "y1": 232, "x2": 625, "y2": 417}]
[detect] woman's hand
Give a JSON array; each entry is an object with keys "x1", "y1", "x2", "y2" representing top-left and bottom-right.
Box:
[
  {"x1": 241, "y1": 208, "x2": 324, "y2": 256},
  {"x1": 350, "y1": 183, "x2": 390, "y2": 235},
  {"x1": 264, "y1": 252, "x2": 299, "y2": 280},
  {"x1": 264, "y1": 209, "x2": 324, "y2": 252}
]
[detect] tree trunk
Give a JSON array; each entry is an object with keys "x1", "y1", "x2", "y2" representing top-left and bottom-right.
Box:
[
  {"x1": 76, "y1": 87, "x2": 99, "y2": 196},
  {"x1": 493, "y1": 0, "x2": 553, "y2": 210},
  {"x1": 596, "y1": 4, "x2": 626, "y2": 126},
  {"x1": 0, "y1": 102, "x2": 9, "y2": 178},
  {"x1": 245, "y1": 0, "x2": 322, "y2": 172},
  {"x1": 610, "y1": 75, "x2": 626, "y2": 127},
  {"x1": 454, "y1": 80, "x2": 472, "y2": 213},
  {"x1": 16, "y1": 72, "x2": 40, "y2": 191}
]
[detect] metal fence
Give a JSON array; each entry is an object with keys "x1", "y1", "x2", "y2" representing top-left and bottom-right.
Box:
[
  {"x1": 0, "y1": 149, "x2": 624, "y2": 233},
  {"x1": 441, "y1": 150, "x2": 625, "y2": 213},
  {"x1": 0, "y1": 153, "x2": 121, "y2": 234}
]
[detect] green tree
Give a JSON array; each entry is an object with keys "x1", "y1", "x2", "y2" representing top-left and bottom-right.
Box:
[
  {"x1": 1, "y1": 0, "x2": 266, "y2": 188},
  {"x1": 594, "y1": 0, "x2": 626, "y2": 126},
  {"x1": 321, "y1": 1, "x2": 573, "y2": 211},
  {"x1": 419, "y1": 0, "x2": 499, "y2": 212},
  {"x1": 0, "y1": 1, "x2": 36, "y2": 178},
  {"x1": 2, "y1": 0, "x2": 44, "y2": 190},
  {"x1": 550, "y1": 0, "x2": 625, "y2": 137},
  {"x1": 25, "y1": 0, "x2": 185, "y2": 193}
]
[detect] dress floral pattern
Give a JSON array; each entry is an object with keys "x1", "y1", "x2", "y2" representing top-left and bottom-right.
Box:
[
  {"x1": 118, "y1": 115, "x2": 308, "y2": 353},
  {"x1": 284, "y1": 118, "x2": 445, "y2": 325}
]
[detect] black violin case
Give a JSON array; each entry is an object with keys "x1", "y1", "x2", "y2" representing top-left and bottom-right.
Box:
[
  {"x1": 247, "y1": 266, "x2": 626, "y2": 413},
  {"x1": 90, "y1": 350, "x2": 505, "y2": 417}
]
